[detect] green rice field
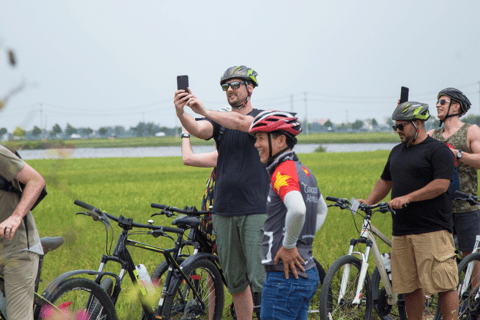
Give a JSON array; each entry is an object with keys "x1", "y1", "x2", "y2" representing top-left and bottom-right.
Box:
[{"x1": 30, "y1": 151, "x2": 395, "y2": 319}]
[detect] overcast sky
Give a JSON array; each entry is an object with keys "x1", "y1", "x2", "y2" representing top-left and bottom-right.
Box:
[{"x1": 1, "y1": 1, "x2": 479, "y2": 133}]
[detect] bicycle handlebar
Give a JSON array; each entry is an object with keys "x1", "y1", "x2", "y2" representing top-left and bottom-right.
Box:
[
  {"x1": 74, "y1": 199, "x2": 185, "y2": 234},
  {"x1": 326, "y1": 196, "x2": 395, "y2": 214},
  {"x1": 454, "y1": 190, "x2": 480, "y2": 206},
  {"x1": 150, "y1": 203, "x2": 212, "y2": 216}
]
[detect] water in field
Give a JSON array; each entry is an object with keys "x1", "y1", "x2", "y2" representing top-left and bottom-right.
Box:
[{"x1": 19, "y1": 143, "x2": 397, "y2": 160}]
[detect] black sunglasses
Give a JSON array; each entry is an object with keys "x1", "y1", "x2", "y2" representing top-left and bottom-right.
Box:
[
  {"x1": 221, "y1": 81, "x2": 244, "y2": 91},
  {"x1": 437, "y1": 99, "x2": 455, "y2": 106},
  {"x1": 392, "y1": 123, "x2": 410, "y2": 131}
]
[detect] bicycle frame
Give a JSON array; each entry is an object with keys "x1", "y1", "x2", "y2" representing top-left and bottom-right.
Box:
[
  {"x1": 459, "y1": 234, "x2": 480, "y2": 297},
  {"x1": 339, "y1": 211, "x2": 398, "y2": 307},
  {"x1": 96, "y1": 225, "x2": 211, "y2": 318}
]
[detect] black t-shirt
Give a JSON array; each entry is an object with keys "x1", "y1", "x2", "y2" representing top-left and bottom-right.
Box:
[
  {"x1": 381, "y1": 136, "x2": 454, "y2": 236},
  {"x1": 205, "y1": 108, "x2": 269, "y2": 216}
]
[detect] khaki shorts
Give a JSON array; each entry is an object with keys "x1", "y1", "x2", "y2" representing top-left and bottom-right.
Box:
[
  {"x1": 391, "y1": 230, "x2": 458, "y2": 296},
  {"x1": 212, "y1": 214, "x2": 267, "y2": 295},
  {"x1": 0, "y1": 251, "x2": 39, "y2": 320}
]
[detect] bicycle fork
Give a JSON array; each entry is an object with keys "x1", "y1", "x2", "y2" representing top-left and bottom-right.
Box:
[{"x1": 339, "y1": 238, "x2": 371, "y2": 305}]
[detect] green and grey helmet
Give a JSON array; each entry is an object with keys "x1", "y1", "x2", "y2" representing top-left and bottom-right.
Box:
[
  {"x1": 220, "y1": 65, "x2": 258, "y2": 87},
  {"x1": 391, "y1": 102, "x2": 430, "y2": 121}
]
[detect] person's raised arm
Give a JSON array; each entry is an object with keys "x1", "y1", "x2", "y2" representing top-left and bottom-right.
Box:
[
  {"x1": 184, "y1": 89, "x2": 254, "y2": 132},
  {"x1": 454, "y1": 124, "x2": 480, "y2": 170},
  {"x1": 181, "y1": 128, "x2": 218, "y2": 167},
  {"x1": 174, "y1": 89, "x2": 214, "y2": 139}
]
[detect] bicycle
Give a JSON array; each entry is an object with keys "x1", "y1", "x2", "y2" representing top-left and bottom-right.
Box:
[
  {"x1": 450, "y1": 190, "x2": 480, "y2": 320},
  {"x1": 319, "y1": 196, "x2": 401, "y2": 320},
  {"x1": 150, "y1": 203, "x2": 328, "y2": 319},
  {"x1": 51, "y1": 199, "x2": 225, "y2": 320},
  {"x1": 0, "y1": 236, "x2": 117, "y2": 320}
]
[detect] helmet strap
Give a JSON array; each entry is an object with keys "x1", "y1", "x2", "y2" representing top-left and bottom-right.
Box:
[
  {"x1": 439, "y1": 100, "x2": 461, "y2": 126},
  {"x1": 267, "y1": 133, "x2": 274, "y2": 165},
  {"x1": 410, "y1": 120, "x2": 423, "y2": 145},
  {"x1": 266, "y1": 133, "x2": 290, "y2": 166},
  {"x1": 233, "y1": 81, "x2": 251, "y2": 110}
]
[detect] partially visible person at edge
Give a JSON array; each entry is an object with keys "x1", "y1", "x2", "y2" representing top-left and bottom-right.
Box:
[
  {"x1": 427, "y1": 88, "x2": 480, "y2": 261},
  {"x1": 0, "y1": 145, "x2": 45, "y2": 320},
  {"x1": 249, "y1": 111, "x2": 328, "y2": 320},
  {"x1": 358, "y1": 102, "x2": 459, "y2": 320},
  {"x1": 180, "y1": 105, "x2": 232, "y2": 254},
  {"x1": 174, "y1": 66, "x2": 268, "y2": 320}
]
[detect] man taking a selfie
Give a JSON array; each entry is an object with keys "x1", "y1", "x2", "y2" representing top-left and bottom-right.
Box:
[{"x1": 174, "y1": 65, "x2": 268, "y2": 320}]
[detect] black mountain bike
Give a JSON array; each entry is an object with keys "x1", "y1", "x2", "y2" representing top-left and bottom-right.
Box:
[
  {"x1": 150, "y1": 203, "x2": 328, "y2": 319},
  {"x1": 48, "y1": 199, "x2": 224, "y2": 320}
]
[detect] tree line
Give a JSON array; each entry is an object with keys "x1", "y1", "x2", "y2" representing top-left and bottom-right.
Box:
[{"x1": 4, "y1": 115, "x2": 480, "y2": 140}]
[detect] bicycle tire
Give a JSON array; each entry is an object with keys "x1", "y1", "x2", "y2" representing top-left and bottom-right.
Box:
[
  {"x1": 372, "y1": 266, "x2": 407, "y2": 320},
  {"x1": 36, "y1": 277, "x2": 117, "y2": 320},
  {"x1": 319, "y1": 255, "x2": 373, "y2": 320},
  {"x1": 140, "y1": 257, "x2": 187, "y2": 319},
  {"x1": 162, "y1": 258, "x2": 224, "y2": 320},
  {"x1": 455, "y1": 252, "x2": 480, "y2": 319},
  {"x1": 87, "y1": 277, "x2": 115, "y2": 318}
]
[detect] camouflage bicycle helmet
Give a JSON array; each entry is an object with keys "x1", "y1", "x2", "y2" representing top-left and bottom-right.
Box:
[
  {"x1": 392, "y1": 102, "x2": 430, "y2": 121},
  {"x1": 220, "y1": 65, "x2": 258, "y2": 87},
  {"x1": 437, "y1": 87, "x2": 471, "y2": 116}
]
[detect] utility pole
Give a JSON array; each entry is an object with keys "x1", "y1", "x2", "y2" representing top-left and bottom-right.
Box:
[
  {"x1": 304, "y1": 92, "x2": 309, "y2": 135},
  {"x1": 40, "y1": 103, "x2": 43, "y2": 138}
]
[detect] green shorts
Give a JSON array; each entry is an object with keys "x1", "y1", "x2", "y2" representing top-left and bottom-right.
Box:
[
  {"x1": 212, "y1": 214, "x2": 267, "y2": 295},
  {"x1": 0, "y1": 250, "x2": 39, "y2": 320}
]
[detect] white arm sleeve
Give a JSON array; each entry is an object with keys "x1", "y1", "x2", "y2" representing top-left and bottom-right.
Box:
[
  {"x1": 316, "y1": 195, "x2": 328, "y2": 233},
  {"x1": 282, "y1": 190, "x2": 306, "y2": 249}
]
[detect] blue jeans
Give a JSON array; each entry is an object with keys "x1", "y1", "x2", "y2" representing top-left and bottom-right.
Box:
[{"x1": 260, "y1": 267, "x2": 319, "y2": 320}]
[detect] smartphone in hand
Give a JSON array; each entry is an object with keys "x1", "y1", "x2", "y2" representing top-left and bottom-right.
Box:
[
  {"x1": 177, "y1": 75, "x2": 189, "y2": 94},
  {"x1": 400, "y1": 86, "x2": 409, "y2": 104}
]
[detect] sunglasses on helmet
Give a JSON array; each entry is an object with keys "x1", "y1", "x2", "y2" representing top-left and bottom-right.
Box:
[
  {"x1": 221, "y1": 81, "x2": 244, "y2": 91},
  {"x1": 392, "y1": 123, "x2": 410, "y2": 131}
]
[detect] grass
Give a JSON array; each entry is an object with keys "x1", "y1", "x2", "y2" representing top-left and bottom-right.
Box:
[
  {"x1": 29, "y1": 151, "x2": 394, "y2": 319},
  {"x1": 7, "y1": 131, "x2": 399, "y2": 150}
]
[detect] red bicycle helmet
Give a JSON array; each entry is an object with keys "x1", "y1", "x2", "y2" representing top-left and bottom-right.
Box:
[{"x1": 249, "y1": 111, "x2": 302, "y2": 139}]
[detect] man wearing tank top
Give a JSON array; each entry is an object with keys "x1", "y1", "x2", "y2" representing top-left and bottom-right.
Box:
[{"x1": 427, "y1": 88, "x2": 480, "y2": 260}]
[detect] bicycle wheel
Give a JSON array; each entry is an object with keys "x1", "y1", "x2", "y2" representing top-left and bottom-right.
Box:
[
  {"x1": 319, "y1": 255, "x2": 373, "y2": 320},
  {"x1": 140, "y1": 257, "x2": 187, "y2": 319},
  {"x1": 36, "y1": 277, "x2": 117, "y2": 320},
  {"x1": 456, "y1": 252, "x2": 480, "y2": 319},
  {"x1": 87, "y1": 277, "x2": 115, "y2": 318},
  {"x1": 372, "y1": 266, "x2": 407, "y2": 320},
  {"x1": 162, "y1": 258, "x2": 224, "y2": 320}
]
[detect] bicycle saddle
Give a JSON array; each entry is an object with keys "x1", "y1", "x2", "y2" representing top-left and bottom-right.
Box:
[
  {"x1": 171, "y1": 215, "x2": 201, "y2": 229},
  {"x1": 40, "y1": 237, "x2": 64, "y2": 254}
]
